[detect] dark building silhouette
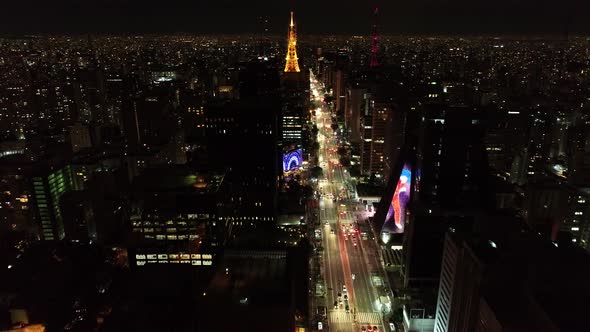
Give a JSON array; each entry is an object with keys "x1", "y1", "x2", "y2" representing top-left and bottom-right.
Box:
[
  {"x1": 281, "y1": 71, "x2": 309, "y2": 151},
  {"x1": 200, "y1": 99, "x2": 279, "y2": 221},
  {"x1": 435, "y1": 229, "x2": 590, "y2": 332},
  {"x1": 414, "y1": 104, "x2": 489, "y2": 210}
]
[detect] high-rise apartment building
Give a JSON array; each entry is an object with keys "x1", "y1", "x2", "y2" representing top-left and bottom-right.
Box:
[
  {"x1": 344, "y1": 82, "x2": 366, "y2": 143},
  {"x1": 360, "y1": 93, "x2": 391, "y2": 178}
]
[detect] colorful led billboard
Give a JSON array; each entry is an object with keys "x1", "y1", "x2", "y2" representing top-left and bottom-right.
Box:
[
  {"x1": 283, "y1": 149, "x2": 303, "y2": 172},
  {"x1": 383, "y1": 163, "x2": 411, "y2": 234}
]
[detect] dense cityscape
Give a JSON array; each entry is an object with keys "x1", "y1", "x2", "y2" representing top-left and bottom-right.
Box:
[{"x1": 1, "y1": 4, "x2": 590, "y2": 332}]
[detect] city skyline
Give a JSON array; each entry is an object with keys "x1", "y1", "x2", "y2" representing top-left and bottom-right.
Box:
[
  {"x1": 0, "y1": 0, "x2": 589, "y2": 35},
  {"x1": 1, "y1": 3, "x2": 590, "y2": 332}
]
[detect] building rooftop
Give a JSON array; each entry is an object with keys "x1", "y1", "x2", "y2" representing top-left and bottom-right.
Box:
[
  {"x1": 132, "y1": 166, "x2": 225, "y2": 194},
  {"x1": 194, "y1": 250, "x2": 296, "y2": 332},
  {"x1": 474, "y1": 234, "x2": 590, "y2": 331}
]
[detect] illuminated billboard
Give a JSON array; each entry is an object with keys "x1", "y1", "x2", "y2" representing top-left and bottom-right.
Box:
[
  {"x1": 283, "y1": 149, "x2": 303, "y2": 172},
  {"x1": 383, "y1": 163, "x2": 411, "y2": 234}
]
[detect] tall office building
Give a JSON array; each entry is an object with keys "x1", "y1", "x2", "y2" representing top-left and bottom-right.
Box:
[
  {"x1": 128, "y1": 167, "x2": 229, "y2": 268},
  {"x1": 184, "y1": 58, "x2": 282, "y2": 221},
  {"x1": 344, "y1": 82, "x2": 366, "y2": 143},
  {"x1": 373, "y1": 102, "x2": 491, "y2": 291},
  {"x1": 334, "y1": 68, "x2": 348, "y2": 117},
  {"x1": 359, "y1": 93, "x2": 391, "y2": 178},
  {"x1": 404, "y1": 104, "x2": 490, "y2": 286},
  {"x1": 119, "y1": 74, "x2": 177, "y2": 156},
  {"x1": 31, "y1": 164, "x2": 78, "y2": 241},
  {"x1": 434, "y1": 231, "x2": 487, "y2": 332},
  {"x1": 317, "y1": 52, "x2": 335, "y2": 87},
  {"x1": 413, "y1": 104, "x2": 489, "y2": 210},
  {"x1": 435, "y1": 229, "x2": 590, "y2": 332},
  {"x1": 60, "y1": 190, "x2": 96, "y2": 242},
  {"x1": 202, "y1": 99, "x2": 280, "y2": 221},
  {"x1": 484, "y1": 106, "x2": 528, "y2": 175},
  {"x1": 281, "y1": 68, "x2": 309, "y2": 150},
  {"x1": 63, "y1": 153, "x2": 129, "y2": 244}
]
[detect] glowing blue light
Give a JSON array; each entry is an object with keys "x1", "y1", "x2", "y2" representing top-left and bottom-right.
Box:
[{"x1": 283, "y1": 149, "x2": 303, "y2": 172}]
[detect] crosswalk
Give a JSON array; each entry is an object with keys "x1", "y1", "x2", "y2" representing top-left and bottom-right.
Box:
[
  {"x1": 329, "y1": 310, "x2": 353, "y2": 324},
  {"x1": 329, "y1": 311, "x2": 382, "y2": 325},
  {"x1": 356, "y1": 312, "x2": 382, "y2": 325}
]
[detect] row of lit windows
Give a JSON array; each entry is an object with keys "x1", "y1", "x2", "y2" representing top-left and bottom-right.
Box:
[
  {"x1": 136, "y1": 253, "x2": 212, "y2": 260},
  {"x1": 230, "y1": 216, "x2": 274, "y2": 222},
  {"x1": 139, "y1": 214, "x2": 212, "y2": 220},
  {"x1": 144, "y1": 234, "x2": 198, "y2": 240},
  {"x1": 133, "y1": 220, "x2": 192, "y2": 227},
  {"x1": 136, "y1": 260, "x2": 212, "y2": 266},
  {"x1": 187, "y1": 107, "x2": 204, "y2": 114},
  {"x1": 137, "y1": 227, "x2": 197, "y2": 233},
  {"x1": 206, "y1": 117, "x2": 235, "y2": 123}
]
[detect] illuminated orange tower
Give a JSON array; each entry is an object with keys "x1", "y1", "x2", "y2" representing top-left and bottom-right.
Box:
[{"x1": 284, "y1": 11, "x2": 301, "y2": 73}]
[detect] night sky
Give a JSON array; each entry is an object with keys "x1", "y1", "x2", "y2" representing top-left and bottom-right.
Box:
[{"x1": 0, "y1": 0, "x2": 588, "y2": 35}]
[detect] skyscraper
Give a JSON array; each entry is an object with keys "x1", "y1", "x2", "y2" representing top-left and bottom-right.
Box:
[
  {"x1": 359, "y1": 93, "x2": 391, "y2": 177},
  {"x1": 434, "y1": 228, "x2": 590, "y2": 332},
  {"x1": 31, "y1": 164, "x2": 78, "y2": 241},
  {"x1": 413, "y1": 104, "x2": 489, "y2": 210},
  {"x1": 434, "y1": 231, "x2": 484, "y2": 332}
]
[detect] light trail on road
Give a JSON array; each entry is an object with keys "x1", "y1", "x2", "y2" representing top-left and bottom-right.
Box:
[{"x1": 310, "y1": 72, "x2": 387, "y2": 332}]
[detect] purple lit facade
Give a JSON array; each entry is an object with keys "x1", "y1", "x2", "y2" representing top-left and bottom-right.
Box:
[{"x1": 283, "y1": 149, "x2": 303, "y2": 172}]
